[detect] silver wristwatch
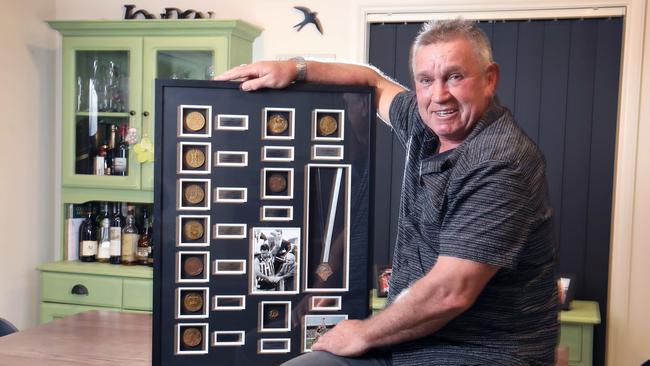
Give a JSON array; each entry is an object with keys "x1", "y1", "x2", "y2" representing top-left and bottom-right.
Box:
[{"x1": 291, "y1": 56, "x2": 307, "y2": 82}]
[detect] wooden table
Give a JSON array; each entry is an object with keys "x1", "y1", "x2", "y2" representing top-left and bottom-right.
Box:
[{"x1": 0, "y1": 310, "x2": 151, "y2": 365}]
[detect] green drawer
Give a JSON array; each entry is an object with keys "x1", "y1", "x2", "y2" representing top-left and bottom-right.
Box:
[
  {"x1": 560, "y1": 324, "x2": 583, "y2": 363},
  {"x1": 41, "y1": 272, "x2": 122, "y2": 308},
  {"x1": 123, "y1": 278, "x2": 153, "y2": 311},
  {"x1": 40, "y1": 302, "x2": 117, "y2": 324}
]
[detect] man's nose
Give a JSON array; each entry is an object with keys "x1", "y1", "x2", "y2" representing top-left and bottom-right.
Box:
[{"x1": 431, "y1": 81, "x2": 450, "y2": 103}]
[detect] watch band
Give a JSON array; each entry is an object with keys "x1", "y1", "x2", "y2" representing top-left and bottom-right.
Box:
[{"x1": 291, "y1": 56, "x2": 307, "y2": 82}]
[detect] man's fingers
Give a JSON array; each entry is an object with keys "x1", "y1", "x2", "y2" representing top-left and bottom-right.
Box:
[
  {"x1": 240, "y1": 74, "x2": 272, "y2": 91},
  {"x1": 213, "y1": 64, "x2": 256, "y2": 81}
]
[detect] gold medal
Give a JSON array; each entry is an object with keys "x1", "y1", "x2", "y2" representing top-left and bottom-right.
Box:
[
  {"x1": 183, "y1": 291, "x2": 204, "y2": 313},
  {"x1": 267, "y1": 114, "x2": 288, "y2": 134},
  {"x1": 184, "y1": 111, "x2": 206, "y2": 132},
  {"x1": 182, "y1": 219, "x2": 204, "y2": 241},
  {"x1": 183, "y1": 183, "x2": 205, "y2": 205},
  {"x1": 318, "y1": 115, "x2": 338, "y2": 136},
  {"x1": 267, "y1": 173, "x2": 287, "y2": 193},
  {"x1": 183, "y1": 256, "x2": 204, "y2": 276},
  {"x1": 182, "y1": 327, "x2": 203, "y2": 348},
  {"x1": 184, "y1": 148, "x2": 205, "y2": 169},
  {"x1": 268, "y1": 309, "x2": 280, "y2": 320}
]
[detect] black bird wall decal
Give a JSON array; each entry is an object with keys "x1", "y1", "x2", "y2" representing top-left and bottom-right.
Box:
[{"x1": 293, "y1": 6, "x2": 323, "y2": 34}]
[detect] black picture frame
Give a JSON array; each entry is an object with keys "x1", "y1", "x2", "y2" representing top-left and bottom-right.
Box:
[
  {"x1": 153, "y1": 80, "x2": 375, "y2": 366},
  {"x1": 557, "y1": 274, "x2": 576, "y2": 310}
]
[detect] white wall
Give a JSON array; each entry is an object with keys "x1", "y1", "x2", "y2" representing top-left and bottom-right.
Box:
[
  {"x1": 44, "y1": 1, "x2": 650, "y2": 365},
  {"x1": 0, "y1": 0, "x2": 56, "y2": 329}
]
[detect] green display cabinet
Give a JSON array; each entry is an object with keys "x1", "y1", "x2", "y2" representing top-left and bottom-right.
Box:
[
  {"x1": 49, "y1": 20, "x2": 262, "y2": 204},
  {"x1": 42, "y1": 20, "x2": 261, "y2": 322}
]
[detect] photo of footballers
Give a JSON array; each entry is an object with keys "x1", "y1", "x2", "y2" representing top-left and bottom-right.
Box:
[{"x1": 250, "y1": 227, "x2": 300, "y2": 294}]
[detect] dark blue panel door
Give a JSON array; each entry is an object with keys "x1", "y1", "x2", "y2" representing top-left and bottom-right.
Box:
[{"x1": 368, "y1": 18, "x2": 622, "y2": 366}]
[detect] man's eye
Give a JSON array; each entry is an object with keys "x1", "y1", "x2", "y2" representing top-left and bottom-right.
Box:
[
  {"x1": 449, "y1": 73, "x2": 463, "y2": 81},
  {"x1": 419, "y1": 78, "x2": 432, "y2": 85}
]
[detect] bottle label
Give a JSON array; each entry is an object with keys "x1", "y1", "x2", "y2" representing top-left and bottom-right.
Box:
[
  {"x1": 109, "y1": 228, "x2": 122, "y2": 256},
  {"x1": 121, "y1": 233, "x2": 139, "y2": 261},
  {"x1": 97, "y1": 242, "x2": 111, "y2": 259},
  {"x1": 94, "y1": 157, "x2": 105, "y2": 176},
  {"x1": 113, "y1": 157, "x2": 127, "y2": 173},
  {"x1": 137, "y1": 247, "x2": 149, "y2": 259},
  {"x1": 81, "y1": 240, "x2": 98, "y2": 256}
]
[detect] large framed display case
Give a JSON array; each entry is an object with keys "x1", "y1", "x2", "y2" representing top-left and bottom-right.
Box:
[{"x1": 153, "y1": 80, "x2": 374, "y2": 365}]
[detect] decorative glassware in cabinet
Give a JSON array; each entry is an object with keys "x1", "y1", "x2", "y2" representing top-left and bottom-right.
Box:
[{"x1": 74, "y1": 51, "x2": 131, "y2": 176}]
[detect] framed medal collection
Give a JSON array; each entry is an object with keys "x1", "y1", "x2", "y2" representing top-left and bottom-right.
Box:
[{"x1": 153, "y1": 80, "x2": 374, "y2": 365}]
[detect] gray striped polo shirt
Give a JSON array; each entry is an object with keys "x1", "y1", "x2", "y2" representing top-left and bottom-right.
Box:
[{"x1": 386, "y1": 91, "x2": 558, "y2": 366}]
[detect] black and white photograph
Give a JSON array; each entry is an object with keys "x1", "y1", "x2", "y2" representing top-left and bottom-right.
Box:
[
  {"x1": 303, "y1": 314, "x2": 347, "y2": 352},
  {"x1": 250, "y1": 227, "x2": 300, "y2": 294}
]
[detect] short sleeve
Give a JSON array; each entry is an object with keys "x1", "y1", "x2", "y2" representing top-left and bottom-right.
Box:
[
  {"x1": 438, "y1": 162, "x2": 537, "y2": 269},
  {"x1": 388, "y1": 90, "x2": 426, "y2": 147}
]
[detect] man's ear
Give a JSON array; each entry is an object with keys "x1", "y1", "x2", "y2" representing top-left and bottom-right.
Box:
[{"x1": 485, "y1": 62, "x2": 499, "y2": 95}]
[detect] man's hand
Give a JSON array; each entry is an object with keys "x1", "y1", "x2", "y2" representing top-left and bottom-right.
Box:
[
  {"x1": 214, "y1": 61, "x2": 296, "y2": 91},
  {"x1": 310, "y1": 319, "x2": 371, "y2": 357}
]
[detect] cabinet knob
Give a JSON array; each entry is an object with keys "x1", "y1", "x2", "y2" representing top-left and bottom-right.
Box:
[
  {"x1": 129, "y1": 110, "x2": 136, "y2": 116},
  {"x1": 143, "y1": 111, "x2": 150, "y2": 117},
  {"x1": 71, "y1": 284, "x2": 89, "y2": 296}
]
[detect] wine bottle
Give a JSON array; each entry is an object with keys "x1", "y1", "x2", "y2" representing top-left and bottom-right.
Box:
[
  {"x1": 97, "y1": 218, "x2": 111, "y2": 263},
  {"x1": 147, "y1": 212, "x2": 154, "y2": 267},
  {"x1": 95, "y1": 201, "x2": 109, "y2": 239},
  {"x1": 109, "y1": 202, "x2": 124, "y2": 264},
  {"x1": 121, "y1": 206, "x2": 139, "y2": 265},
  {"x1": 136, "y1": 207, "x2": 151, "y2": 265},
  {"x1": 113, "y1": 124, "x2": 128, "y2": 176},
  {"x1": 78, "y1": 204, "x2": 97, "y2": 262},
  {"x1": 106, "y1": 124, "x2": 117, "y2": 175}
]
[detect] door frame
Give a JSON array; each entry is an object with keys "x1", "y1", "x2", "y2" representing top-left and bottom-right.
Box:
[{"x1": 355, "y1": 1, "x2": 646, "y2": 365}]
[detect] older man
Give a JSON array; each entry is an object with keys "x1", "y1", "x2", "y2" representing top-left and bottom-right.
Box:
[{"x1": 217, "y1": 18, "x2": 558, "y2": 366}]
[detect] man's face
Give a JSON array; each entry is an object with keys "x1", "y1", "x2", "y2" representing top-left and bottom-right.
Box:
[
  {"x1": 260, "y1": 249, "x2": 271, "y2": 259},
  {"x1": 413, "y1": 37, "x2": 498, "y2": 147}
]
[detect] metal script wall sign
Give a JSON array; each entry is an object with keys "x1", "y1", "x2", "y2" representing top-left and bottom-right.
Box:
[{"x1": 123, "y1": 4, "x2": 214, "y2": 19}]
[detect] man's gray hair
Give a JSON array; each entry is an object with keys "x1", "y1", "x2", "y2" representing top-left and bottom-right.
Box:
[{"x1": 411, "y1": 18, "x2": 493, "y2": 71}]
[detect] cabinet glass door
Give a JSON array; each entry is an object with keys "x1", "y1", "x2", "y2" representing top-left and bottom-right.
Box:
[
  {"x1": 141, "y1": 37, "x2": 228, "y2": 190},
  {"x1": 74, "y1": 51, "x2": 130, "y2": 176},
  {"x1": 62, "y1": 37, "x2": 142, "y2": 190}
]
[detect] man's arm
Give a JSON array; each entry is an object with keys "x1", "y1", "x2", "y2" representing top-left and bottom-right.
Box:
[
  {"x1": 311, "y1": 256, "x2": 498, "y2": 356},
  {"x1": 214, "y1": 60, "x2": 405, "y2": 124}
]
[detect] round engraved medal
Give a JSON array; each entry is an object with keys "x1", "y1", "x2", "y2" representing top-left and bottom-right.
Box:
[
  {"x1": 184, "y1": 111, "x2": 206, "y2": 132},
  {"x1": 183, "y1": 256, "x2": 204, "y2": 276},
  {"x1": 184, "y1": 148, "x2": 205, "y2": 169},
  {"x1": 182, "y1": 220, "x2": 204, "y2": 241},
  {"x1": 183, "y1": 291, "x2": 204, "y2": 312},
  {"x1": 182, "y1": 327, "x2": 203, "y2": 348},
  {"x1": 267, "y1": 114, "x2": 288, "y2": 134},
  {"x1": 267, "y1": 173, "x2": 287, "y2": 193},
  {"x1": 268, "y1": 309, "x2": 280, "y2": 320},
  {"x1": 318, "y1": 115, "x2": 338, "y2": 136},
  {"x1": 184, "y1": 184, "x2": 205, "y2": 205}
]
